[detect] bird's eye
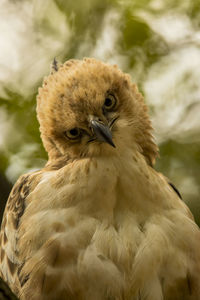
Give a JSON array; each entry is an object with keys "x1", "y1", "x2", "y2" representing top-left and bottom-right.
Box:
[
  {"x1": 103, "y1": 94, "x2": 117, "y2": 111},
  {"x1": 64, "y1": 128, "x2": 81, "y2": 140}
]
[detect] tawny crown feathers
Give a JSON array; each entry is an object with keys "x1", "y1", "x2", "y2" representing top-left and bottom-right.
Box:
[{"x1": 37, "y1": 58, "x2": 158, "y2": 166}]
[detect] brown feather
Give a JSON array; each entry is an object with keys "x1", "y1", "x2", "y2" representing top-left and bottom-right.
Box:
[{"x1": 1, "y1": 58, "x2": 200, "y2": 300}]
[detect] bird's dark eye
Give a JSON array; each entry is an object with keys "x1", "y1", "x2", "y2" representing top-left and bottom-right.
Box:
[
  {"x1": 64, "y1": 128, "x2": 81, "y2": 140},
  {"x1": 103, "y1": 94, "x2": 117, "y2": 111}
]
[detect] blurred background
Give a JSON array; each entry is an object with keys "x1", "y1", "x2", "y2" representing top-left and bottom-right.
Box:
[{"x1": 0, "y1": 0, "x2": 200, "y2": 225}]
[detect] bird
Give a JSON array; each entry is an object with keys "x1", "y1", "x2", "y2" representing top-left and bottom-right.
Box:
[{"x1": 0, "y1": 57, "x2": 200, "y2": 300}]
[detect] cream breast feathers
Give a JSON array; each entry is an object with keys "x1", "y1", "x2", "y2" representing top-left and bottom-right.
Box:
[{"x1": 0, "y1": 58, "x2": 200, "y2": 300}]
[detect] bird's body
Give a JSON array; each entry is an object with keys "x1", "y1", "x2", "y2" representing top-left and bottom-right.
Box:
[{"x1": 0, "y1": 58, "x2": 200, "y2": 300}]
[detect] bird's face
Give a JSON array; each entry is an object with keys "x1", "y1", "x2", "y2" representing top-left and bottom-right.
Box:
[{"x1": 37, "y1": 58, "x2": 158, "y2": 165}]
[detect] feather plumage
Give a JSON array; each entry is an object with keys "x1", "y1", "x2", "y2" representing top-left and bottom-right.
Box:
[{"x1": 0, "y1": 58, "x2": 200, "y2": 300}]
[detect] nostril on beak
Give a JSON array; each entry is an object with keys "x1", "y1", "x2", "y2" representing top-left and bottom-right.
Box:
[
  {"x1": 97, "y1": 118, "x2": 103, "y2": 123},
  {"x1": 88, "y1": 115, "x2": 104, "y2": 126}
]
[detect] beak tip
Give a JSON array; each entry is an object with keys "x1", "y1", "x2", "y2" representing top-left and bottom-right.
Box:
[{"x1": 110, "y1": 141, "x2": 116, "y2": 148}]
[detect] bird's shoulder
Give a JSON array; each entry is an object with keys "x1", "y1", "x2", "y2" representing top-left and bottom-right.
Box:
[
  {"x1": 0, "y1": 170, "x2": 43, "y2": 289},
  {"x1": 0, "y1": 155, "x2": 72, "y2": 247},
  {"x1": 156, "y1": 171, "x2": 182, "y2": 199},
  {"x1": 1, "y1": 171, "x2": 42, "y2": 232}
]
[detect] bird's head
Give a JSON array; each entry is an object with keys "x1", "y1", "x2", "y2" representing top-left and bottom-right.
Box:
[{"x1": 37, "y1": 58, "x2": 158, "y2": 166}]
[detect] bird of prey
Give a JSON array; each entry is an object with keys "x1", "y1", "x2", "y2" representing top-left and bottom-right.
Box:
[{"x1": 0, "y1": 58, "x2": 200, "y2": 300}]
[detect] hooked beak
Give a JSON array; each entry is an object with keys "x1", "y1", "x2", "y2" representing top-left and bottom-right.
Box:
[{"x1": 90, "y1": 120, "x2": 116, "y2": 148}]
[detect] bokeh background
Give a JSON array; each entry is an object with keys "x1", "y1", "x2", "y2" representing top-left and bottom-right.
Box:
[{"x1": 0, "y1": 0, "x2": 200, "y2": 225}]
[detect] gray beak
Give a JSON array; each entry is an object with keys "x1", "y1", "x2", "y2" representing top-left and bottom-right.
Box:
[{"x1": 90, "y1": 120, "x2": 116, "y2": 148}]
